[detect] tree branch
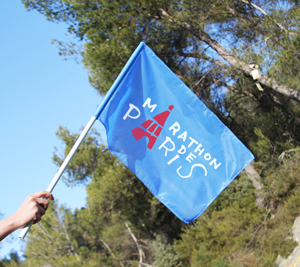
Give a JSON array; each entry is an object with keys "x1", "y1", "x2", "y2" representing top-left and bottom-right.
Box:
[
  {"x1": 125, "y1": 222, "x2": 144, "y2": 267},
  {"x1": 159, "y1": 8, "x2": 300, "y2": 102},
  {"x1": 244, "y1": 163, "x2": 265, "y2": 208},
  {"x1": 278, "y1": 148, "x2": 300, "y2": 162},
  {"x1": 214, "y1": 80, "x2": 258, "y2": 100},
  {"x1": 241, "y1": 0, "x2": 296, "y2": 35},
  {"x1": 246, "y1": 208, "x2": 271, "y2": 248},
  {"x1": 100, "y1": 238, "x2": 125, "y2": 267},
  {"x1": 55, "y1": 210, "x2": 81, "y2": 263}
]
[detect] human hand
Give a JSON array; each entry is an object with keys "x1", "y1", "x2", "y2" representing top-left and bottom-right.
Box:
[
  {"x1": 12, "y1": 191, "x2": 54, "y2": 229},
  {"x1": 0, "y1": 191, "x2": 54, "y2": 241}
]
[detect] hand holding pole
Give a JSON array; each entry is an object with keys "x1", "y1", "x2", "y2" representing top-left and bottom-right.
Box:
[{"x1": 19, "y1": 116, "x2": 97, "y2": 240}]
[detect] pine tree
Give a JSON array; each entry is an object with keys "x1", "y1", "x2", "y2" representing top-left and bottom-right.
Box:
[{"x1": 21, "y1": 0, "x2": 300, "y2": 265}]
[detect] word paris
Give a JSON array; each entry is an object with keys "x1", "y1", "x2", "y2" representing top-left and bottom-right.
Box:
[{"x1": 123, "y1": 98, "x2": 221, "y2": 179}]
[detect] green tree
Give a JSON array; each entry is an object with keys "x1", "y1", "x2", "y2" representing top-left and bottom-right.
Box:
[
  {"x1": 22, "y1": 0, "x2": 300, "y2": 100},
  {"x1": 21, "y1": 0, "x2": 300, "y2": 266},
  {"x1": 21, "y1": 0, "x2": 300, "y2": 159},
  {"x1": 24, "y1": 128, "x2": 185, "y2": 266},
  {"x1": 0, "y1": 251, "x2": 22, "y2": 267}
]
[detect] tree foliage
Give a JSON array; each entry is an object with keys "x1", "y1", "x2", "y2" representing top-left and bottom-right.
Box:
[{"x1": 18, "y1": 0, "x2": 300, "y2": 266}]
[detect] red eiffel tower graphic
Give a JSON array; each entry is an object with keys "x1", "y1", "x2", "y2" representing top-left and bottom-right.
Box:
[{"x1": 131, "y1": 105, "x2": 174, "y2": 149}]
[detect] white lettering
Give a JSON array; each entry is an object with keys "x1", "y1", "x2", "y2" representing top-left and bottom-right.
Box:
[
  {"x1": 177, "y1": 145, "x2": 186, "y2": 155},
  {"x1": 167, "y1": 155, "x2": 180, "y2": 165},
  {"x1": 177, "y1": 164, "x2": 207, "y2": 178},
  {"x1": 204, "y1": 153, "x2": 211, "y2": 161},
  {"x1": 123, "y1": 104, "x2": 140, "y2": 120},
  {"x1": 169, "y1": 122, "x2": 180, "y2": 136},
  {"x1": 186, "y1": 153, "x2": 196, "y2": 163},
  {"x1": 142, "y1": 98, "x2": 157, "y2": 112},
  {"x1": 209, "y1": 158, "x2": 222, "y2": 169},
  {"x1": 188, "y1": 137, "x2": 198, "y2": 148},
  {"x1": 194, "y1": 143, "x2": 205, "y2": 156},
  {"x1": 158, "y1": 136, "x2": 175, "y2": 156},
  {"x1": 178, "y1": 131, "x2": 187, "y2": 142}
]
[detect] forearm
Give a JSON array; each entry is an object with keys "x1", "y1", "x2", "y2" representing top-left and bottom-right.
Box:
[
  {"x1": 0, "y1": 213, "x2": 21, "y2": 241},
  {"x1": 0, "y1": 191, "x2": 53, "y2": 241}
]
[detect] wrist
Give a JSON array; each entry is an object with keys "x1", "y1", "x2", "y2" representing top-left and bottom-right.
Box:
[{"x1": 6, "y1": 213, "x2": 21, "y2": 231}]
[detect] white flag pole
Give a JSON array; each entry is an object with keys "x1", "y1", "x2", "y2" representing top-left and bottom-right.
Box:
[
  {"x1": 19, "y1": 42, "x2": 146, "y2": 240},
  {"x1": 19, "y1": 116, "x2": 97, "y2": 240}
]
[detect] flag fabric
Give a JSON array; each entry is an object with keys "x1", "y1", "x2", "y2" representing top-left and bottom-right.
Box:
[{"x1": 96, "y1": 42, "x2": 254, "y2": 224}]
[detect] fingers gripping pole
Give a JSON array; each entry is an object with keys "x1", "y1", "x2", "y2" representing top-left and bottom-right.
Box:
[{"x1": 19, "y1": 116, "x2": 97, "y2": 240}]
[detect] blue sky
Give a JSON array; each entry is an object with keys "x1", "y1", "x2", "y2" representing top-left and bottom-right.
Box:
[{"x1": 0, "y1": 1, "x2": 104, "y2": 259}]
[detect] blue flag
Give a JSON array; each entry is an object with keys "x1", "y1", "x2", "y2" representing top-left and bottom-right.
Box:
[{"x1": 95, "y1": 42, "x2": 254, "y2": 224}]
